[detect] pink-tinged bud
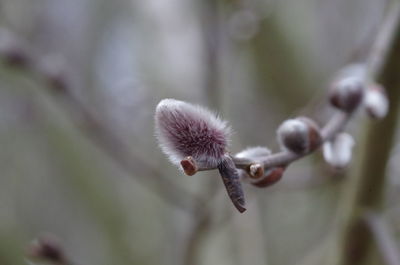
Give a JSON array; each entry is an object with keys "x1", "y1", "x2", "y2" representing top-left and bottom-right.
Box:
[
  {"x1": 277, "y1": 117, "x2": 321, "y2": 154},
  {"x1": 0, "y1": 28, "x2": 30, "y2": 67},
  {"x1": 250, "y1": 167, "x2": 285, "y2": 188},
  {"x1": 155, "y1": 99, "x2": 231, "y2": 169},
  {"x1": 329, "y1": 76, "x2": 365, "y2": 112},
  {"x1": 322, "y1": 132, "x2": 355, "y2": 169},
  {"x1": 249, "y1": 163, "x2": 264, "y2": 179},
  {"x1": 364, "y1": 84, "x2": 389, "y2": 119}
]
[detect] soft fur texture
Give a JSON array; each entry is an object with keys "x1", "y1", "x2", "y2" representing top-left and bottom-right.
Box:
[
  {"x1": 364, "y1": 86, "x2": 389, "y2": 119},
  {"x1": 322, "y1": 132, "x2": 355, "y2": 169},
  {"x1": 155, "y1": 99, "x2": 231, "y2": 168}
]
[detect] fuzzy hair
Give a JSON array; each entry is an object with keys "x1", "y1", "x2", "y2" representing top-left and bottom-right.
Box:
[
  {"x1": 364, "y1": 87, "x2": 389, "y2": 119},
  {"x1": 155, "y1": 98, "x2": 231, "y2": 168},
  {"x1": 322, "y1": 133, "x2": 355, "y2": 169}
]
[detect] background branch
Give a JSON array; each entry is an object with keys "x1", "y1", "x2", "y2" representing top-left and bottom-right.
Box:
[
  {"x1": 331, "y1": 2, "x2": 400, "y2": 264},
  {"x1": 0, "y1": 30, "x2": 203, "y2": 213}
]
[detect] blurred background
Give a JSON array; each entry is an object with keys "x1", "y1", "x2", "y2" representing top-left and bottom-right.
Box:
[{"x1": 0, "y1": 0, "x2": 399, "y2": 265}]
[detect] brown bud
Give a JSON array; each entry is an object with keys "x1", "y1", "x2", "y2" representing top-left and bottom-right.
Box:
[
  {"x1": 329, "y1": 76, "x2": 364, "y2": 112},
  {"x1": 251, "y1": 167, "x2": 285, "y2": 188},
  {"x1": 180, "y1": 156, "x2": 198, "y2": 176},
  {"x1": 298, "y1": 117, "x2": 322, "y2": 151},
  {"x1": 249, "y1": 163, "x2": 264, "y2": 179},
  {"x1": 0, "y1": 28, "x2": 31, "y2": 68},
  {"x1": 277, "y1": 117, "x2": 321, "y2": 154},
  {"x1": 27, "y1": 235, "x2": 66, "y2": 263}
]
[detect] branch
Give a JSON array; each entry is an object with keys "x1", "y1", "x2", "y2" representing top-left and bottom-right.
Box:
[{"x1": 0, "y1": 28, "x2": 204, "y2": 213}]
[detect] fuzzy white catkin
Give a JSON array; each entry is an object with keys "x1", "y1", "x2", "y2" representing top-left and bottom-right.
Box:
[
  {"x1": 155, "y1": 98, "x2": 231, "y2": 168},
  {"x1": 364, "y1": 88, "x2": 389, "y2": 119},
  {"x1": 323, "y1": 133, "x2": 355, "y2": 169}
]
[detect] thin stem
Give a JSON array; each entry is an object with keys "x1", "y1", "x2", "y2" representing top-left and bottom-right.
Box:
[{"x1": 231, "y1": 111, "x2": 351, "y2": 169}]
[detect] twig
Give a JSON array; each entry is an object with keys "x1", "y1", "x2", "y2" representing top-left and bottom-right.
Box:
[
  {"x1": 195, "y1": 111, "x2": 352, "y2": 171},
  {"x1": 363, "y1": 212, "x2": 400, "y2": 265}
]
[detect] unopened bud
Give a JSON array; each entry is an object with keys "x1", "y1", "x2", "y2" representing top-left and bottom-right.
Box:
[
  {"x1": 250, "y1": 167, "x2": 285, "y2": 188},
  {"x1": 364, "y1": 84, "x2": 389, "y2": 119},
  {"x1": 330, "y1": 76, "x2": 365, "y2": 112},
  {"x1": 155, "y1": 99, "x2": 231, "y2": 169},
  {"x1": 277, "y1": 117, "x2": 321, "y2": 154},
  {"x1": 36, "y1": 54, "x2": 68, "y2": 92},
  {"x1": 249, "y1": 163, "x2": 264, "y2": 179},
  {"x1": 322, "y1": 132, "x2": 355, "y2": 169},
  {"x1": 28, "y1": 235, "x2": 66, "y2": 264},
  {"x1": 180, "y1": 156, "x2": 198, "y2": 176},
  {"x1": 0, "y1": 28, "x2": 30, "y2": 67}
]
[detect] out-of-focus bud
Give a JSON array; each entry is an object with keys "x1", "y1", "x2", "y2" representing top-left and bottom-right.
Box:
[
  {"x1": 155, "y1": 99, "x2": 231, "y2": 170},
  {"x1": 27, "y1": 235, "x2": 66, "y2": 264},
  {"x1": 180, "y1": 156, "x2": 198, "y2": 176},
  {"x1": 364, "y1": 84, "x2": 389, "y2": 119},
  {"x1": 250, "y1": 167, "x2": 285, "y2": 188},
  {"x1": 277, "y1": 117, "x2": 321, "y2": 154},
  {"x1": 0, "y1": 28, "x2": 30, "y2": 67},
  {"x1": 322, "y1": 132, "x2": 355, "y2": 169},
  {"x1": 37, "y1": 54, "x2": 68, "y2": 92},
  {"x1": 329, "y1": 76, "x2": 365, "y2": 112}
]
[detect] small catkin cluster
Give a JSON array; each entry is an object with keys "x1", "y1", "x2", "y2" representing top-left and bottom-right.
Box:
[
  {"x1": 323, "y1": 66, "x2": 389, "y2": 169},
  {"x1": 154, "y1": 69, "x2": 390, "y2": 211},
  {"x1": 329, "y1": 65, "x2": 389, "y2": 119}
]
